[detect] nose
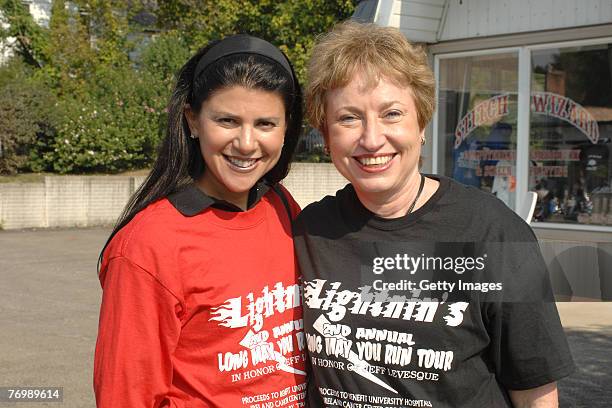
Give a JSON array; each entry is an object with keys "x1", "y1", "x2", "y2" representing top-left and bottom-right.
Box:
[
  {"x1": 359, "y1": 117, "x2": 385, "y2": 152},
  {"x1": 233, "y1": 125, "x2": 257, "y2": 155}
]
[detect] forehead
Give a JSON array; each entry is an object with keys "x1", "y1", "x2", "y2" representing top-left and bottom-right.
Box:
[
  {"x1": 324, "y1": 72, "x2": 415, "y2": 107},
  {"x1": 203, "y1": 86, "x2": 285, "y2": 113}
]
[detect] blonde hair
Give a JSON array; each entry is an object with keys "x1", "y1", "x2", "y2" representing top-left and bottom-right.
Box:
[{"x1": 306, "y1": 21, "x2": 435, "y2": 131}]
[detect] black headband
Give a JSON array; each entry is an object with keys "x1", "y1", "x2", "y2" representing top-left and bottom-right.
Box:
[{"x1": 193, "y1": 35, "x2": 294, "y2": 88}]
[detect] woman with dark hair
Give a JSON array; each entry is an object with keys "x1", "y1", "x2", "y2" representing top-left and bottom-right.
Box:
[{"x1": 94, "y1": 35, "x2": 307, "y2": 407}]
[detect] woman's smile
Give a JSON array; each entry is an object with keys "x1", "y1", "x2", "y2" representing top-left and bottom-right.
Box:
[
  {"x1": 353, "y1": 153, "x2": 398, "y2": 172},
  {"x1": 223, "y1": 154, "x2": 262, "y2": 171}
]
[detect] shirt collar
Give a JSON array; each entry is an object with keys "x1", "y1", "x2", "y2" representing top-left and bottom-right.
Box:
[{"x1": 167, "y1": 180, "x2": 270, "y2": 216}]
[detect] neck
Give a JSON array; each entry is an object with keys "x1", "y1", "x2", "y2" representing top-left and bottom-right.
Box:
[
  {"x1": 196, "y1": 176, "x2": 248, "y2": 211},
  {"x1": 355, "y1": 171, "x2": 424, "y2": 219}
]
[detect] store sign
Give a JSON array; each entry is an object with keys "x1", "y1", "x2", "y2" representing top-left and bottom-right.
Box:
[
  {"x1": 454, "y1": 92, "x2": 600, "y2": 148},
  {"x1": 530, "y1": 149, "x2": 580, "y2": 161},
  {"x1": 531, "y1": 92, "x2": 599, "y2": 144},
  {"x1": 456, "y1": 148, "x2": 578, "y2": 178},
  {"x1": 454, "y1": 95, "x2": 509, "y2": 148}
]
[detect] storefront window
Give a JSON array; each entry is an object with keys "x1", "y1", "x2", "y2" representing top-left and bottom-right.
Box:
[
  {"x1": 437, "y1": 53, "x2": 519, "y2": 209},
  {"x1": 530, "y1": 44, "x2": 612, "y2": 226}
]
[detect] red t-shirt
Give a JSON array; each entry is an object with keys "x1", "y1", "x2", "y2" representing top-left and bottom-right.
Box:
[{"x1": 94, "y1": 186, "x2": 307, "y2": 407}]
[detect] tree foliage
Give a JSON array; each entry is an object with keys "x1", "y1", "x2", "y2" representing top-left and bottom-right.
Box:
[
  {"x1": 156, "y1": 0, "x2": 354, "y2": 84},
  {"x1": 0, "y1": 60, "x2": 57, "y2": 174},
  {"x1": 0, "y1": 0, "x2": 355, "y2": 174}
]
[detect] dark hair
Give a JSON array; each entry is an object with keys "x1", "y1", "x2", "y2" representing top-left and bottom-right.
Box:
[{"x1": 98, "y1": 39, "x2": 302, "y2": 269}]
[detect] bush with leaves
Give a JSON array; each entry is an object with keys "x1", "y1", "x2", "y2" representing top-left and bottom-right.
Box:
[
  {"x1": 139, "y1": 31, "x2": 190, "y2": 87},
  {"x1": 43, "y1": 65, "x2": 166, "y2": 173},
  {"x1": 0, "y1": 59, "x2": 57, "y2": 174}
]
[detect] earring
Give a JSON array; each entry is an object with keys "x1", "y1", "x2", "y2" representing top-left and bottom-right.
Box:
[
  {"x1": 190, "y1": 131, "x2": 198, "y2": 139},
  {"x1": 421, "y1": 137, "x2": 426, "y2": 145}
]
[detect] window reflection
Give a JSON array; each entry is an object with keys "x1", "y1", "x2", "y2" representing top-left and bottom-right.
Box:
[{"x1": 530, "y1": 44, "x2": 612, "y2": 226}]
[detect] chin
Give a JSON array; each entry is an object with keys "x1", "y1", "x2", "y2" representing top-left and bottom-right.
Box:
[
  {"x1": 222, "y1": 179, "x2": 260, "y2": 194},
  {"x1": 340, "y1": 169, "x2": 394, "y2": 195},
  {"x1": 352, "y1": 180, "x2": 396, "y2": 195}
]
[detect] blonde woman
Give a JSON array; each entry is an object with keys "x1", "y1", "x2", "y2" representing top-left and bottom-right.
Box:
[{"x1": 295, "y1": 22, "x2": 574, "y2": 408}]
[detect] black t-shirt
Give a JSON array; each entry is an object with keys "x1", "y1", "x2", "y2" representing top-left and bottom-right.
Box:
[{"x1": 293, "y1": 175, "x2": 574, "y2": 408}]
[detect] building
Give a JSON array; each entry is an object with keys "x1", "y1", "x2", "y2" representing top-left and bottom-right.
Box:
[{"x1": 354, "y1": 0, "x2": 612, "y2": 300}]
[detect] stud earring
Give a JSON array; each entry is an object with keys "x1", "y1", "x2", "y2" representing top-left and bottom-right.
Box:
[
  {"x1": 421, "y1": 137, "x2": 426, "y2": 145},
  {"x1": 190, "y1": 131, "x2": 198, "y2": 139}
]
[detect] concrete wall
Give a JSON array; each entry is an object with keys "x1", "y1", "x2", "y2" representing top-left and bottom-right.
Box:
[
  {"x1": 282, "y1": 163, "x2": 348, "y2": 209},
  {"x1": 0, "y1": 164, "x2": 347, "y2": 230},
  {"x1": 0, "y1": 175, "x2": 146, "y2": 229},
  {"x1": 0, "y1": 182, "x2": 46, "y2": 229}
]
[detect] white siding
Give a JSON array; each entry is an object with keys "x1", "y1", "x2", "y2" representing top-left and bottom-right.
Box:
[
  {"x1": 437, "y1": 0, "x2": 612, "y2": 41},
  {"x1": 378, "y1": 0, "x2": 446, "y2": 43}
]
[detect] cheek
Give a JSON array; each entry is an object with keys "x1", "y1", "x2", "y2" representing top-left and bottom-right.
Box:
[
  {"x1": 198, "y1": 136, "x2": 218, "y2": 157},
  {"x1": 327, "y1": 126, "x2": 358, "y2": 152},
  {"x1": 199, "y1": 126, "x2": 231, "y2": 153},
  {"x1": 389, "y1": 122, "x2": 421, "y2": 148},
  {"x1": 264, "y1": 129, "x2": 286, "y2": 156}
]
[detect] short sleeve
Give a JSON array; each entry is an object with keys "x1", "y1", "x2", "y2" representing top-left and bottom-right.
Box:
[{"x1": 484, "y1": 245, "x2": 575, "y2": 390}]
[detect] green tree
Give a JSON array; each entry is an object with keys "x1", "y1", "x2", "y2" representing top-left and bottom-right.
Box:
[
  {"x1": 0, "y1": 0, "x2": 355, "y2": 173},
  {"x1": 0, "y1": 60, "x2": 57, "y2": 174},
  {"x1": 155, "y1": 0, "x2": 355, "y2": 84},
  {"x1": 0, "y1": 0, "x2": 49, "y2": 67}
]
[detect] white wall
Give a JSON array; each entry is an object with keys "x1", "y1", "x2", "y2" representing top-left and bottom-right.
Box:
[
  {"x1": 0, "y1": 165, "x2": 348, "y2": 230},
  {"x1": 0, "y1": 176, "x2": 146, "y2": 229},
  {"x1": 282, "y1": 163, "x2": 348, "y2": 209}
]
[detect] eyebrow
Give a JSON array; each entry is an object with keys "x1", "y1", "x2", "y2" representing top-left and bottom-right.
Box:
[
  {"x1": 207, "y1": 110, "x2": 281, "y2": 121},
  {"x1": 334, "y1": 100, "x2": 407, "y2": 114},
  {"x1": 378, "y1": 101, "x2": 406, "y2": 110}
]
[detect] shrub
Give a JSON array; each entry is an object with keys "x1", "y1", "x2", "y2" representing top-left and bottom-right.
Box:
[
  {"x1": 43, "y1": 65, "x2": 166, "y2": 173},
  {"x1": 0, "y1": 59, "x2": 57, "y2": 174}
]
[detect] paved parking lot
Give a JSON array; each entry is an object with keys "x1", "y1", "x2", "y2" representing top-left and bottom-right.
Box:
[
  {"x1": 0, "y1": 227, "x2": 610, "y2": 407},
  {"x1": 0, "y1": 228, "x2": 107, "y2": 407}
]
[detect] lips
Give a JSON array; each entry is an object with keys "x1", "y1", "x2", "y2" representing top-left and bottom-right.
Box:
[{"x1": 223, "y1": 155, "x2": 260, "y2": 169}]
